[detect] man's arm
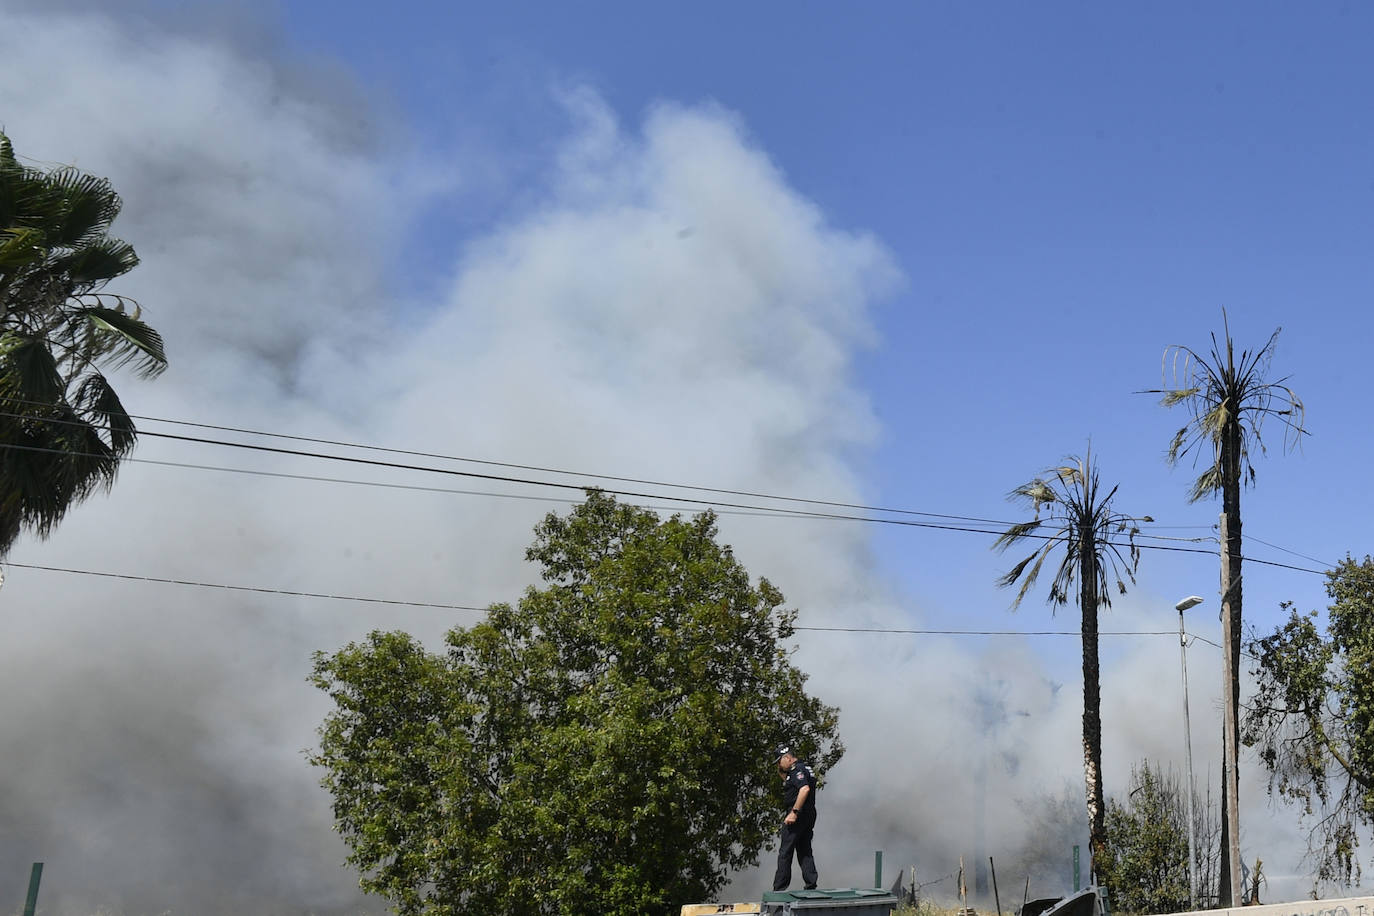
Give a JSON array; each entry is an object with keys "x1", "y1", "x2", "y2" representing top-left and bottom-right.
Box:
[{"x1": 784, "y1": 784, "x2": 811, "y2": 824}]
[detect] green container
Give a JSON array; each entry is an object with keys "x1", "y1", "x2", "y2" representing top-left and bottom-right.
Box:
[{"x1": 761, "y1": 887, "x2": 899, "y2": 915}]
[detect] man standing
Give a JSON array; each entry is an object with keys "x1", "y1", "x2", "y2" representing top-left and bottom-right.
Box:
[{"x1": 773, "y1": 744, "x2": 819, "y2": 891}]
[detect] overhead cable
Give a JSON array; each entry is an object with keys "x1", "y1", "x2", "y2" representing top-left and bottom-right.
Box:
[
  {"x1": 0, "y1": 561, "x2": 1201, "y2": 638},
  {"x1": 0, "y1": 405, "x2": 1021, "y2": 526},
  {"x1": 0, "y1": 436, "x2": 1332, "y2": 575}
]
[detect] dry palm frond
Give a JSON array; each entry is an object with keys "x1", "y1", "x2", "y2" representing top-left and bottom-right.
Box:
[{"x1": 1144, "y1": 310, "x2": 1307, "y2": 502}]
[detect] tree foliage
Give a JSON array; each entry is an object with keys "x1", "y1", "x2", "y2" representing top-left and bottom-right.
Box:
[
  {"x1": 994, "y1": 452, "x2": 1146, "y2": 880},
  {"x1": 1099, "y1": 762, "x2": 1191, "y2": 915},
  {"x1": 0, "y1": 131, "x2": 166, "y2": 555},
  {"x1": 1245, "y1": 556, "x2": 1374, "y2": 887},
  {"x1": 310, "y1": 492, "x2": 843, "y2": 916}
]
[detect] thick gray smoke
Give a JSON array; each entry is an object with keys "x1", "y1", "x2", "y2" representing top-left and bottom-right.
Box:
[{"x1": 0, "y1": 4, "x2": 1321, "y2": 914}]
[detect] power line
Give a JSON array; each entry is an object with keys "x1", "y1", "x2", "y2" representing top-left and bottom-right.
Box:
[
  {"x1": 0, "y1": 408, "x2": 1333, "y2": 575},
  {"x1": 0, "y1": 404, "x2": 1272, "y2": 544},
  {"x1": 3, "y1": 562, "x2": 492, "y2": 612},
  {"x1": 1243, "y1": 534, "x2": 1337, "y2": 570},
  {"x1": 0, "y1": 560, "x2": 1198, "y2": 638},
  {"x1": 0, "y1": 436, "x2": 1332, "y2": 575},
  {"x1": 0, "y1": 434, "x2": 884, "y2": 516},
  {"x1": 793, "y1": 625, "x2": 1178, "y2": 636},
  {"x1": 0, "y1": 405, "x2": 1024, "y2": 527},
  {"x1": 1113, "y1": 540, "x2": 1325, "y2": 575},
  {"x1": 1136, "y1": 532, "x2": 1217, "y2": 545},
  {"x1": 1188, "y1": 632, "x2": 1260, "y2": 663},
  {"x1": 37, "y1": 452, "x2": 840, "y2": 520},
  {"x1": 98, "y1": 438, "x2": 1337, "y2": 569}
]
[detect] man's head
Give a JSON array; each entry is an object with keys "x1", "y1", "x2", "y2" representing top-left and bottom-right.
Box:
[{"x1": 775, "y1": 744, "x2": 796, "y2": 773}]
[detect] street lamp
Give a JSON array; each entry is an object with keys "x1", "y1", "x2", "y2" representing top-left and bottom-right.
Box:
[{"x1": 1176, "y1": 595, "x2": 1204, "y2": 910}]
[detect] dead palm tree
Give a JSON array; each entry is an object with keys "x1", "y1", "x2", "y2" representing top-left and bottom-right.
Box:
[
  {"x1": 994, "y1": 452, "x2": 1147, "y2": 883},
  {"x1": 0, "y1": 131, "x2": 166, "y2": 556},
  {"x1": 1147, "y1": 312, "x2": 1305, "y2": 904}
]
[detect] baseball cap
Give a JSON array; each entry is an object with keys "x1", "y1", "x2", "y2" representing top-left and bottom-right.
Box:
[{"x1": 774, "y1": 744, "x2": 791, "y2": 761}]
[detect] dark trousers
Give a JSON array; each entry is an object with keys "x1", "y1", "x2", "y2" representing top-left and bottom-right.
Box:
[{"x1": 773, "y1": 812, "x2": 818, "y2": 890}]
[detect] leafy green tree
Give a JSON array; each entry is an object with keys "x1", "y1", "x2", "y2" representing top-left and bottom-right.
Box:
[
  {"x1": 310, "y1": 492, "x2": 843, "y2": 916},
  {"x1": 0, "y1": 131, "x2": 166, "y2": 555},
  {"x1": 994, "y1": 452, "x2": 1146, "y2": 881},
  {"x1": 1149, "y1": 312, "x2": 1306, "y2": 902},
  {"x1": 1098, "y1": 761, "x2": 1191, "y2": 914},
  {"x1": 1245, "y1": 556, "x2": 1374, "y2": 887}
]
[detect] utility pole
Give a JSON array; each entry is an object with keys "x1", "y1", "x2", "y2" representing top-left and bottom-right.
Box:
[
  {"x1": 1219, "y1": 512, "x2": 1242, "y2": 905},
  {"x1": 1176, "y1": 595, "x2": 1204, "y2": 909}
]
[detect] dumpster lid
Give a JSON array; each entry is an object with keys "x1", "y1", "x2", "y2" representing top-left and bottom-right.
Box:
[{"x1": 762, "y1": 887, "x2": 898, "y2": 903}]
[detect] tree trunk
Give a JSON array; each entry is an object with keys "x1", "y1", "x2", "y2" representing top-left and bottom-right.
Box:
[
  {"x1": 1080, "y1": 527, "x2": 1106, "y2": 882},
  {"x1": 1218, "y1": 419, "x2": 1243, "y2": 906}
]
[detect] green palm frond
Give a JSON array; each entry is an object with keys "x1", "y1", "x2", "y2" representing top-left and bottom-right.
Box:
[
  {"x1": 53, "y1": 406, "x2": 118, "y2": 491},
  {"x1": 74, "y1": 372, "x2": 137, "y2": 454},
  {"x1": 43, "y1": 168, "x2": 122, "y2": 248},
  {"x1": 0, "y1": 334, "x2": 64, "y2": 403},
  {"x1": 0, "y1": 398, "x2": 118, "y2": 542},
  {"x1": 72, "y1": 305, "x2": 167, "y2": 377},
  {"x1": 0, "y1": 130, "x2": 165, "y2": 557},
  {"x1": 0, "y1": 226, "x2": 46, "y2": 270},
  {"x1": 50, "y1": 237, "x2": 139, "y2": 287}
]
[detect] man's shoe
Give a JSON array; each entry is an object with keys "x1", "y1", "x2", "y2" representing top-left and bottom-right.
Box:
[{"x1": 804, "y1": 885, "x2": 817, "y2": 890}]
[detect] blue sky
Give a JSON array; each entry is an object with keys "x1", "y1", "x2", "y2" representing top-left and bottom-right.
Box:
[{"x1": 4, "y1": 1, "x2": 1373, "y2": 911}]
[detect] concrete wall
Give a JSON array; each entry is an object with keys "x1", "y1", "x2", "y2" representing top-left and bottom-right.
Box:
[{"x1": 1164, "y1": 896, "x2": 1374, "y2": 916}]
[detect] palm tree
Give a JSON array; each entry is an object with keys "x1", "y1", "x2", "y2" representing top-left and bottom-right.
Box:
[
  {"x1": 1148, "y1": 312, "x2": 1305, "y2": 904},
  {"x1": 0, "y1": 131, "x2": 166, "y2": 557},
  {"x1": 994, "y1": 452, "x2": 1146, "y2": 883}
]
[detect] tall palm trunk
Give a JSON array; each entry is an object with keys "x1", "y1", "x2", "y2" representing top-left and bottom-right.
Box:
[
  {"x1": 1080, "y1": 524, "x2": 1107, "y2": 880},
  {"x1": 995, "y1": 455, "x2": 1145, "y2": 893},
  {"x1": 1154, "y1": 316, "x2": 1306, "y2": 904},
  {"x1": 1218, "y1": 413, "x2": 1243, "y2": 903}
]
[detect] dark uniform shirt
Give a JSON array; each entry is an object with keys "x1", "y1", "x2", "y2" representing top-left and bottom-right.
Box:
[{"x1": 782, "y1": 760, "x2": 817, "y2": 814}]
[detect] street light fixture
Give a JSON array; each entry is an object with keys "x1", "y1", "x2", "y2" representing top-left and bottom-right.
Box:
[{"x1": 1176, "y1": 595, "x2": 1204, "y2": 909}]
